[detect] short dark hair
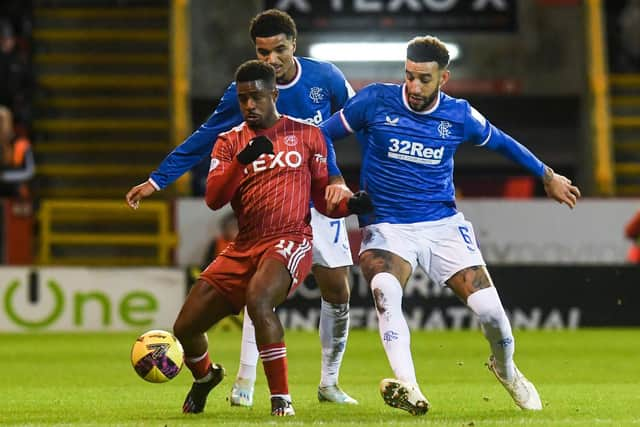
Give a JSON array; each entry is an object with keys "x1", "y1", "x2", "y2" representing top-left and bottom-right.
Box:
[
  {"x1": 407, "y1": 36, "x2": 450, "y2": 68},
  {"x1": 235, "y1": 59, "x2": 276, "y2": 87},
  {"x1": 249, "y1": 9, "x2": 297, "y2": 42}
]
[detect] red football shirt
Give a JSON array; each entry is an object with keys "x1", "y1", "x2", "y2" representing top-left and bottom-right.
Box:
[{"x1": 208, "y1": 115, "x2": 329, "y2": 243}]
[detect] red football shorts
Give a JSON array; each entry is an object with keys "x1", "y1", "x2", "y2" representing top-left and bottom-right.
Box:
[{"x1": 199, "y1": 235, "x2": 312, "y2": 313}]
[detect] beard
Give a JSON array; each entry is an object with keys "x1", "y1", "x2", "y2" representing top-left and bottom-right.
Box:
[{"x1": 408, "y1": 89, "x2": 439, "y2": 112}]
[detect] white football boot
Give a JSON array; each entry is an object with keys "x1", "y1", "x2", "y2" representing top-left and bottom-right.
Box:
[
  {"x1": 487, "y1": 355, "x2": 543, "y2": 410},
  {"x1": 318, "y1": 384, "x2": 359, "y2": 404},
  {"x1": 229, "y1": 377, "x2": 254, "y2": 407},
  {"x1": 379, "y1": 378, "x2": 430, "y2": 415}
]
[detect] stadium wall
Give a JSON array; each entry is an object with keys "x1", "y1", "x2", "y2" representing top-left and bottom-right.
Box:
[{"x1": 177, "y1": 198, "x2": 640, "y2": 266}]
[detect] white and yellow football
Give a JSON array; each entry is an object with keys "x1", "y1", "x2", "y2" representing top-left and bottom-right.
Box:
[{"x1": 131, "y1": 330, "x2": 184, "y2": 383}]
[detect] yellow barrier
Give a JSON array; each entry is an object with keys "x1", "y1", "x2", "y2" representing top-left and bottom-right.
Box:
[
  {"x1": 585, "y1": 0, "x2": 614, "y2": 196},
  {"x1": 39, "y1": 200, "x2": 177, "y2": 266},
  {"x1": 170, "y1": 0, "x2": 192, "y2": 195}
]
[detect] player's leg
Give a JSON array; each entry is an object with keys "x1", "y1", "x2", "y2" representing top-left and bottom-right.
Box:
[
  {"x1": 310, "y1": 210, "x2": 357, "y2": 404},
  {"x1": 245, "y1": 257, "x2": 297, "y2": 416},
  {"x1": 446, "y1": 266, "x2": 542, "y2": 410},
  {"x1": 173, "y1": 279, "x2": 232, "y2": 413},
  {"x1": 359, "y1": 223, "x2": 429, "y2": 415},
  {"x1": 229, "y1": 306, "x2": 258, "y2": 407},
  {"x1": 313, "y1": 264, "x2": 357, "y2": 404},
  {"x1": 434, "y1": 213, "x2": 541, "y2": 410}
]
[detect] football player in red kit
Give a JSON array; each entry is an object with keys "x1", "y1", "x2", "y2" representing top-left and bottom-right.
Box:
[{"x1": 172, "y1": 59, "x2": 372, "y2": 417}]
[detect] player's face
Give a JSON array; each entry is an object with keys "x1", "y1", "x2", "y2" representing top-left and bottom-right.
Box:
[
  {"x1": 404, "y1": 60, "x2": 449, "y2": 112},
  {"x1": 236, "y1": 80, "x2": 279, "y2": 129},
  {"x1": 254, "y1": 34, "x2": 297, "y2": 84}
]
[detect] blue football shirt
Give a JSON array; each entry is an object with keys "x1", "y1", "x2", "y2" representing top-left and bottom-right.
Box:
[
  {"x1": 324, "y1": 83, "x2": 493, "y2": 225},
  {"x1": 150, "y1": 56, "x2": 353, "y2": 189}
]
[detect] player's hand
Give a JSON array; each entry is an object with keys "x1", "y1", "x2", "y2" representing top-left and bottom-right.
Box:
[
  {"x1": 543, "y1": 168, "x2": 581, "y2": 209},
  {"x1": 126, "y1": 180, "x2": 156, "y2": 210},
  {"x1": 347, "y1": 191, "x2": 374, "y2": 215},
  {"x1": 237, "y1": 135, "x2": 274, "y2": 165},
  {"x1": 326, "y1": 183, "x2": 353, "y2": 212}
]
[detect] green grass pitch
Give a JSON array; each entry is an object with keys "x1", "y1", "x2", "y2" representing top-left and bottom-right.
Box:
[{"x1": 2, "y1": 329, "x2": 639, "y2": 426}]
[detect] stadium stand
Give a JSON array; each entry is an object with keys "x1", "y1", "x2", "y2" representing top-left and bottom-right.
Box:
[{"x1": 31, "y1": 0, "x2": 183, "y2": 265}]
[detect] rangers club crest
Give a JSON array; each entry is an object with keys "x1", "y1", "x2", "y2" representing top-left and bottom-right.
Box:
[
  {"x1": 438, "y1": 120, "x2": 452, "y2": 138},
  {"x1": 309, "y1": 87, "x2": 324, "y2": 104}
]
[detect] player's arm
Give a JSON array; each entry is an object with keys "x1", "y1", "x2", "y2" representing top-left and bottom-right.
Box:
[
  {"x1": 126, "y1": 84, "x2": 242, "y2": 209},
  {"x1": 206, "y1": 135, "x2": 274, "y2": 210},
  {"x1": 321, "y1": 128, "x2": 352, "y2": 209},
  {"x1": 321, "y1": 84, "x2": 377, "y2": 142},
  {"x1": 309, "y1": 129, "x2": 373, "y2": 217},
  {"x1": 466, "y1": 105, "x2": 581, "y2": 209}
]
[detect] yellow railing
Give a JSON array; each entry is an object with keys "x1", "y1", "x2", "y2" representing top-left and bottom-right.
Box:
[
  {"x1": 585, "y1": 0, "x2": 614, "y2": 196},
  {"x1": 38, "y1": 200, "x2": 177, "y2": 266},
  {"x1": 170, "y1": 0, "x2": 191, "y2": 195}
]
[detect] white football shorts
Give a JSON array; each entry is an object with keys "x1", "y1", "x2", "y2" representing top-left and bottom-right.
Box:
[
  {"x1": 310, "y1": 207, "x2": 354, "y2": 268},
  {"x1": 359, "y1": 212, "x2": 485, "y2": 285}
]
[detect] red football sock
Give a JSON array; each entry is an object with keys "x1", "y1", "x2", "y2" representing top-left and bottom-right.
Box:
[
  {"x1": 185, "y1": 351, "x2": 212, "y2": 380},
  {"x1": 259, "y1": 342, "x2": 288, "y2": 396}
]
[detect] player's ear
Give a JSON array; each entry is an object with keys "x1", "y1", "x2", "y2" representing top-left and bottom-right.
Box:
[
  {"x1": 272, "y1": 87, "x2": 279, "y2": 102},
  {"x1": 291, "y1": 38, "x2": 297, "y2": 54},
  {"x1": 439, "y1": 69, "x2": 450, "y2": 88}
]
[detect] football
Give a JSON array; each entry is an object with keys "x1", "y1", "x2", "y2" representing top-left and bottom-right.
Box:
[{"x1": 131, "y1": 330, "x2": 184, "y2": 383}]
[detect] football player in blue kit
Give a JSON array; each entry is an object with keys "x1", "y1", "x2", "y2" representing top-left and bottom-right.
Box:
[
  {"x1": 321, "y1": 35, "x2": 581, "y2": 415},
  {"x1": 126, "y1": 10, "x2": 358, "y2": 407}
]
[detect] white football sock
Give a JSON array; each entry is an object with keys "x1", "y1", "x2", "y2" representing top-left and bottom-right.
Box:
[
  {"x1": 319, "y1": 298, "x2": 349, "y2": 387},
  {"x1": 370, "y1": 272, "x2": 417, "y2": 384},
  {"x1": 466, "y1": 286, "x2": 515, "y2": 381},
  {"x1": 237, "y1": 306, "x2": 258, "y2": 383}
]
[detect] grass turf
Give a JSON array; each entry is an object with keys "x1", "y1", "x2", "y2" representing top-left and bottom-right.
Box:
[{"x1": 2, "y1": 329, "x2": 639, "y2": 426}]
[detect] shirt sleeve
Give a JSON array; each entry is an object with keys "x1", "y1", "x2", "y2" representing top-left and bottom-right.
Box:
[
  {"x1": 465, "y1": 103, "x2": 545, "y2": 178},
  {"x1": 149, "y1": 83, "x2": 243, "y2": 189},
  {"x1": 309, "y1": 127, "x2": 329, "y2": 183},
  {"x1": 205, "y1": 134, "x2": 243, "y2": 210},
  {"x1": 321, "y1": 127, "x2": 342, "y2": 177},
  {"x1": 463, "y1": 103, "x2": 492, "y2": 146},
  {"x1": 308, "y1": 127, "x2": 349, "y2": 218},
  {"x1": 327, "y1": 62, "x2": 356, "y2": 112},
  {"x1": 321, "y1": 84, "x2": 377, "y2": 140}
]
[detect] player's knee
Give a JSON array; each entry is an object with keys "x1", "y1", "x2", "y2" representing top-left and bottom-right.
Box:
[
  {"x1": 359, "y1": 256, "x2": 386, "y2": 284},
  {"x1": 245, "y1": 296, "x2": 271, "y2": 322},
  {"x1": 370, "y1": 272, "x2": 403, "y2": 313},
  {"x1": 318, "y1": 276, "x2": 350, "y2": 303}
]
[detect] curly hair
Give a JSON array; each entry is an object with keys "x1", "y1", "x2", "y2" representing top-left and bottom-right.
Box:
[{"x1": 249, "y1": 9, "x2": 297, "y2": 42}]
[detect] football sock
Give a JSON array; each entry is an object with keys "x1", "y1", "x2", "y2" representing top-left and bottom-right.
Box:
[
  {"x1": 185, "y1": 351, "x2": 212, "y2": 382},
  {"x1": 370, "y1": 272, "x2": 417, "y2": 384},
  {"x1": 259, "y1": 342, "x2": 289, "y2": 396},
  {"x1": 237, "y1": 306, "x2": 259, "y2": 383},
  {"x1": 466, "y1": 286, "x2": 516, "y2": 381},
  {"x1": 319, "y1": 298, "x2": 350, "y2": 387}
]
